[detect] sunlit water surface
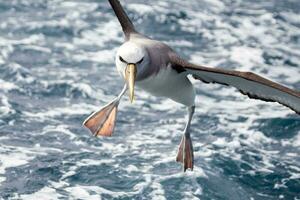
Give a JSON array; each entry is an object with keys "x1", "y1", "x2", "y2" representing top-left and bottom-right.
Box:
[{"x1": 0, "y1": 0, "x2": 299, "y2": 199}]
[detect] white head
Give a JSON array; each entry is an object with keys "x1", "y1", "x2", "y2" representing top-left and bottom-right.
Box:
[
  {"x1": 115, "y1": 42, "x2": 149, "y2": 102},
  {"x1": 116, "y1": 42, "x2": 149, "y2": 78}
]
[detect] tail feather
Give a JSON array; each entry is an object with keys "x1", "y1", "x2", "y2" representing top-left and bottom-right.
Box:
[{"x1": 176, "y1": 135, "x2": 194, "y2": 172}]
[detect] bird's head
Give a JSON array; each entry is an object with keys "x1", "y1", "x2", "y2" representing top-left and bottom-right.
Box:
[{"x1": 116, "y1": 42, "x2": 149, "y2": 103}]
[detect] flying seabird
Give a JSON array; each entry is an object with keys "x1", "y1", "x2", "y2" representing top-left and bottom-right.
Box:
[{"x1": 83, "y1": 0, "x2": 300, "y2": 171}]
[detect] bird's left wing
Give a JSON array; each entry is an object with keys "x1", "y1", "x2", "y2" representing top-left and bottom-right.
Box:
[
  {"x1": 108, "y1": 0, "x2": 137, "y2": 39},
  {"x1": 169, "y1": 53, "x2": 300, "y2": 114}
]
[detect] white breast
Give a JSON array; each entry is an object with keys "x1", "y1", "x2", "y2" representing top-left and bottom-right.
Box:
[{"x1": 136, "y1": 65, "x2": 196, "y2": 107}]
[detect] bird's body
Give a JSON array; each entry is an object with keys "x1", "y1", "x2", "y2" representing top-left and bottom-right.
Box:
[
  {"x1": 137, "y1": 64, "x2": 195, "y2": 106},
  {"x1": 83, "y1": 0, "x2": 300, "y2": 172},
  {"x1": 117, "y1": 34, "x2": 196, "y2": 106}
]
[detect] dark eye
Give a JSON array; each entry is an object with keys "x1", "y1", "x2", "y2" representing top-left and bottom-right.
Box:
[
  {"x1": 137, "y1": 57, "x2": 144, "y2": 64},
  {"x1": 119, "y1": 56, "x2": 126, "y2": 63}
]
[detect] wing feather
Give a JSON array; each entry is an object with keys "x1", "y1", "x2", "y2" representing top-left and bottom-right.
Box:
[
  {"x1": 169, "y1": 53, "x2": 300, "y2": 114},
  {"x1": 108, "y1": 0, "x2": 137, "y2": 39}
]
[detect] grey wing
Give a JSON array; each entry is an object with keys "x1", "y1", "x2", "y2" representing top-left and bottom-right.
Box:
[{"x1": 169, "y1": 53, "x2": 300, "y2": 114}]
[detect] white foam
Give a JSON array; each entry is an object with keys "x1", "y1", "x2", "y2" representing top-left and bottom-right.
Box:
[
  {"x1": 0, "y1": 152, "x2": 31, "y2": 175},
  {"x1": 53, "y1": 42, "x2": 75, "y2": 50},
  {"x1": 72, "y1": 49, "x2": 116, "y2": 64},
  {"x1": 42, "y1": 125, "x2": 77, "y2": 140},
  {"x1": 20, "y1": 187, "x2": 62, "y2": 200},
  {"x1": 0, "y1": 79, "x2": 19, "y2": 92},
  {"x1": 59, "y1": 1, "x2": 98, "y2": 13},
  {"x1": 280, "y1": 11, "x2": 300, "y2": 24},
  {"x1": 65, "y1": 185, "x2": 130, "y2": 199},
  {"x1": 212, "y1": 137, "x2": 227, "y2": 147},
  {"x1": 0, "y1": 147, "x2": 34, "y2": 183},
  {"x1": 128, "y1": 4, "x2": 154, "y2": 14},
  {"x1": 0, "y1": 34, "x2": 45, "y2": 46},
  {"x1": 125, "y1": 164, "x2": 139, "y2": 173},
  {"x1": 77, "y1": 159, "x2": 115, "y2": 167},
  {"x1": 0, "y1": 0, "x2": 299, "y2": 198},
  {"x1": 267, "y1": 66, "x2": 300, "y2": 83},
  {"x1": 292, "y1": 132, "x2": 300, "y2": 147},
  {"x1": 166, "y1": 40, "x2": 194, "y2": 48},
  {"x1": 74, "y1": 20, "x2": 122, "y2": 49},
  {"x1": 65, "y1": 186, "x2": 100, "y2": 200},
  {"x1": 0, "y1": 143, "x2": 63, "y2": 184},
  {"x1": 149, "y1": 181, "x2": 166, "y2": 200},
  {"x1": 5, "y1": 63, "x2": 35, "y2": 83},
  {"x1": 22, "y1": 45, "x2": 52, "y2": 53},
  {"x1": 23, "y1": 103, "x2": 98, "y2": 121},
  {"x1": 230, "y1": 46, "x2": 264, "y2": 68},
  {"x1": 203, "y1": 0, "x2": 225, "y2": 10},
  {"x1": 0, "y1": 55, "x2": 4, "y2": 65}
]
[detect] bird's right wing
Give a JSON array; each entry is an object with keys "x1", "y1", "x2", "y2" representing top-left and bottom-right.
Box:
[
  {"x1": 170, "y1": 53, "x2": 300, "y2": 114},
  {"x1": 108, "y1": 0, "x2": 137, "y2": 39}
]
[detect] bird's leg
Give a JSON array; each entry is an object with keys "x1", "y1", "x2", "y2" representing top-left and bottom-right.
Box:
[
  {"x1": 83, "y1": 84, "x2": 127, "y2": 137},
  {"x1": 176, "y1": 105, "x2": 195, "y2": 172}
]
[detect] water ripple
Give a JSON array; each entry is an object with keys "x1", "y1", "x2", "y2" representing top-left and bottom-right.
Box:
[{"x1": 0, "y1": 0, "x2": 299, "y2": 199}]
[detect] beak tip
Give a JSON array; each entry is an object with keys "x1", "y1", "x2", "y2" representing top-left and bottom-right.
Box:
[{"x1": 129, "y1": 94, "x2": 134, "y2": 103}]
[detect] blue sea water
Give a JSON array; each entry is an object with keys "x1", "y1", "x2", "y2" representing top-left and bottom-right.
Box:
[{"x1": 0, "y1": 0, "x2": 300, "y2": 199}]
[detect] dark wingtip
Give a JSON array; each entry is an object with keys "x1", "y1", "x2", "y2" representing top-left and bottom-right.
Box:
[{"x1": 108, "y1": 0, "x2": 137, "y2": 39}]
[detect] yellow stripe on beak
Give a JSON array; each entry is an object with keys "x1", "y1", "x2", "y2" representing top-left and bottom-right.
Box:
[{"x1": 125, "y1": 64, "x2": 136, "y2": 103}]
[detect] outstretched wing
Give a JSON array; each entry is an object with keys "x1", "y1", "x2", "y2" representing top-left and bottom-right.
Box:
[
  {"x1": 108, "y1": 0, "x2": 137, "y2": 39},
  {"x1": 169, "y1": 53, "x2": 300, "y2": 114}
]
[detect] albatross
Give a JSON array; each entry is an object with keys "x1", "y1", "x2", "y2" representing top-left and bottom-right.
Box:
[{"x1": 83, "y1": 0, "x2": 300, "y2": 171}]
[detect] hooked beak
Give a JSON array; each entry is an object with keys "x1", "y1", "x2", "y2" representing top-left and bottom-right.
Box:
[{"x1": 125, "y1": 64, "x2": 137, "y2": 103}]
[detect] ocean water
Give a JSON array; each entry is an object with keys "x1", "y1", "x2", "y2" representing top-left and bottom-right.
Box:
[{"x1": 0, "y1": 0, "x2": 299, "y2": 199}]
